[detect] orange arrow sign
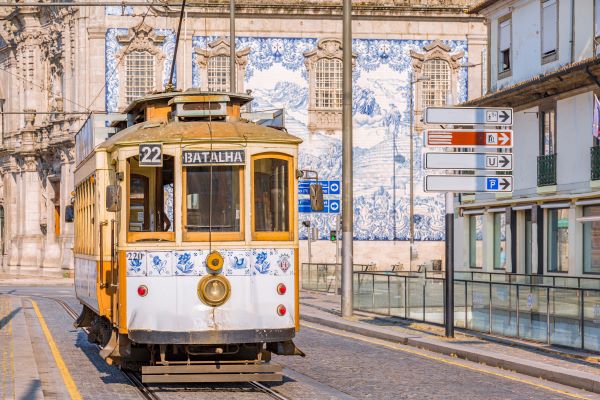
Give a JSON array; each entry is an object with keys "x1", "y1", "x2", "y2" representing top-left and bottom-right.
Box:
[{"x1": 425, "y1": 130, "x2": 512, "y2": 148}]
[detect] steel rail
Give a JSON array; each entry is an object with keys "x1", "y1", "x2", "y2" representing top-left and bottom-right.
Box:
[{"x1": 248, "y1": 381, "x2": 291, "y2": 400}]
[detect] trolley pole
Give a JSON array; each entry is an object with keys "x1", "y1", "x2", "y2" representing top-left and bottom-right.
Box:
[
  {"x1": 229, "y1": 0, "x2": 236, "y2": 93},
  {"x1": 341, "y1": 0, "x2": 353, "y2": 319}
]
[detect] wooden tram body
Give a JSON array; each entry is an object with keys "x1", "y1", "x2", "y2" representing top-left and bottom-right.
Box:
[{"x1": 73, "y1": 91, "x2": 305, "y2": 382}]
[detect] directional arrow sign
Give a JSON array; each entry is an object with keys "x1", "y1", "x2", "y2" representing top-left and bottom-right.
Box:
[
  {"x1": 424, "y1": 175, "x2": 513, "y2": 193},
  {"x1": 425, "y1": 153, "x2": 512, "y2": 171},
  {"x1": 424, "y1": 107, "x2": 513, "y2": 126},
  {"x1": 425, "y1": 129, "x2": 512, "y2": 148}
]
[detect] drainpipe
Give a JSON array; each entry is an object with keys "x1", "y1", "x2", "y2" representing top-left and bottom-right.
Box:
[{"x1": 570, "y1": 0, "x2": 575, "y2": 63}]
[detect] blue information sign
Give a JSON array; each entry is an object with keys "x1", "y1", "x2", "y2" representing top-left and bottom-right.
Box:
[
  {"x1": 328, "y1": 180, "x2": 341, "y2": 195},
  {"x1": 328, "y1": 199, "x2": 340, "y2": 213}
]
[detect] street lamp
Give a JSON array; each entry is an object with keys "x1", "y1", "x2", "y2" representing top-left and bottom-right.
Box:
[{"x1": 408, "y1": 75, "x2": 429, "y2": 272}]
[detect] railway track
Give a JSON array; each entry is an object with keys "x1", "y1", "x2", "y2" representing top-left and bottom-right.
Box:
[{"x1": 40, "y1": 295, "x2": 291, "y2": 400}]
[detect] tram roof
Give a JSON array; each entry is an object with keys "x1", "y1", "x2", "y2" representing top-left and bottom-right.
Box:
[{"x1": 97, "y1": 119, "x2": 302, "y2": 151}]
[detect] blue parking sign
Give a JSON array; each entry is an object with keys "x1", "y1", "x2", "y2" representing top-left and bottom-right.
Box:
[{"x1": 486, "y1": 177, "x2": 499, "y2": 191}]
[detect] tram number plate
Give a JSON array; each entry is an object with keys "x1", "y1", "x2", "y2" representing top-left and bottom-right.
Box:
[{"x1": 139, "y1": 143, "x2": 163, "y2": 167}]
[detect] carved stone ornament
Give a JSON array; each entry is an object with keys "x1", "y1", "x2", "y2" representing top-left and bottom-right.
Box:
[
  {"x1": 303, "y1": 37, "x2": 356, "y2": 70},
  {"x1": 22, "y1": 156, "x2": 38, "y2": 172},
  {"x1": 195, "y1": 38, "x2": 250, "y2": 68},
  {"x1": 23, "y1": 109, "x2": 36, "y2": 127},
  {"x1": 410, "y1": 39, "x2": 465, "y2": 72},
  {"x1": 116, "y1": 22, "x2": 166, "y2": 63}
]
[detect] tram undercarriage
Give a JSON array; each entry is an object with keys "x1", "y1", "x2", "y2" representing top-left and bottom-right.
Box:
[{"x1": 75, "y1": 305, "x2": 304, "y2": 382}]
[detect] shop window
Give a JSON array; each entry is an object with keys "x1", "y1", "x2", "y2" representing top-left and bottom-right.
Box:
[
  {"x1": 184, "y1": 165, "x2": 243, "y2": 241},
  {"x1": 583, "y1": 206, "x2": 600, "y2": 273},
  {"x1": 127, "y1": 155, "x2": 174, "y2": 242},
  {"x1": 253, "y1": 154, "x2": 292, "y2": 240},
  {"x1": 493, "y1": 213, "x2": 507, "y2": 270},
  {"x1": 469, "y1": 214, "x2": 483, "y2": 269},
  {"x1": 547, "y1": 208, "x2": 569, "y2": 272}
]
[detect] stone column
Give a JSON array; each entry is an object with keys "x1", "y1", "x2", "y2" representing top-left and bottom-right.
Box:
[
  {"x1": 59, "y1": 148, "x2": 74, "y2": 272},
  {"x1": 17, "y1": 155, "x2": 44, "y2": 271}
]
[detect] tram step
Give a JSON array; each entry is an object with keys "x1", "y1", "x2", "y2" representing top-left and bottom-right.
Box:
[{"x1": 141, "y1": 363, "x2": 283, "y2": 383}]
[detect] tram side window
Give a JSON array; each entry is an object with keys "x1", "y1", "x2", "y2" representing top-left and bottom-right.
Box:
[
  {"x1": 253, "y1": 156, "x2": 291, "y2": 237},
  {"x1": 128, "y1": 155, "x2": 174, "y2": 234},
  {"x1": 185, "y1": 166, "x2": 241, "y2": 233}
]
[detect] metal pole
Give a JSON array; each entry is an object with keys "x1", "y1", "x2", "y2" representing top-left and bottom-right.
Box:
[
  {"x1": 445, "y1": 192, "x2": 455, "y2": 337},
  {"x1": 341, "y1": 0, "x2": 353, "y2": 318},
  {"x1": 166, "y1": 0, "x2": 186, "y2": 91},
  {"x1": 409, "y1": 77, "x2": 415, "y2": 271},
  {"x1": 229, "y1": 0, "x2": 236, "y2": 93}
]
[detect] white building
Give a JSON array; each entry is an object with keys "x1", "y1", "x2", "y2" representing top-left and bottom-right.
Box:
[
  {"x1": 0, "y1": 1, "x2": 485, "y2": 275},
  {"x1": 456, "y1": 0, "x2": 600, "y2": 277}
]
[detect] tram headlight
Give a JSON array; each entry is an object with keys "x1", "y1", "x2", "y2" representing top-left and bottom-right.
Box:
[
  {"x1": 197, "y1": 274, "x2": 231, "y2": 307},
  {"x1": 206, "y1": 251, "x2": 224, "y2": 273}
]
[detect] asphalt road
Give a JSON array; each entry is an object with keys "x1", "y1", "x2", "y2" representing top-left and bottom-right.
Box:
[{"x1": 0, "y1": 285, "x2": 597, "y2": 400}]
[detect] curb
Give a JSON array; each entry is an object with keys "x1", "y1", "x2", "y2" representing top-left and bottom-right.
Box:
[{"x1": 301, "y1": 313, "x2": 600, "y2": 394}]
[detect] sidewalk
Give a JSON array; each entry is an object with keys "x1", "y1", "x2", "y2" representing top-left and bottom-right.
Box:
[
  {"x1": 0, "y1": 272, "x2": 73, "y2": 286},
  {"x1": 300, "y1": 290, "x2": 600, "y2": 394}
]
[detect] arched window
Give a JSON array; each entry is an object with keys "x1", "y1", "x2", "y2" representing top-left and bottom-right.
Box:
[
  {"x1": 421, "y1": 59, "x2": 450, "y2": 108},
  {"x1": 125, "y1": 51, "x2": 155, "y2": 103},
  {"x1": 207, "y1": 55, "x2": 230, "y2": 92},
  {"x1": 315, "y1": 58, "x2": 342, "y2": 109}
]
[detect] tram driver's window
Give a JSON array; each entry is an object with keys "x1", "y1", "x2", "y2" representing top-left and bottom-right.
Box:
[
  {"x1": 128, "y1": 155, "x2": 174, "y2": 234},
  {"x1": 253, "y1": 156, "x2": 290, "y2": 237},
  {"x1": 185, "y1": 166, "x2": 241, "y2": 234}
]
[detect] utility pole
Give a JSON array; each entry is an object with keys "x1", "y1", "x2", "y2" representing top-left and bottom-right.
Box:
[
  {"x1": 444, "y1": 93, "x2": 455, "y2": 338},
  {"x1": 229, "y1": 0, "x2": 236, "y2": 93},
  {"x1": 341, "y1": 0, "x2": 353, "y2": 318}
]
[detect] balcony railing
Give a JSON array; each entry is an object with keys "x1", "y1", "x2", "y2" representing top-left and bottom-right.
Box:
[
  {"x1": 591, "y1": 145, "x2": 600, "y2": 181},
  {"x1": 537, "y1": 153, "x2": 556, "y2": 186}
]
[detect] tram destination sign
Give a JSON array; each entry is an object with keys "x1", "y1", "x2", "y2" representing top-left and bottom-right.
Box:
[
  {"x1": 425, "y1": 129, "x2": 512, "y2": 148},
  {"x1": 425, "y1": 152, "x2": 512, "y2": 171},
  {"x1": 424, "y1": 107, "x2": 513, "y2": 126},
  {"x1": 424, "y1": 175, "x2": 513, "y2": 193},
  {"x1": 182, "y1": 150, "x2": 245, "y2": 166}
]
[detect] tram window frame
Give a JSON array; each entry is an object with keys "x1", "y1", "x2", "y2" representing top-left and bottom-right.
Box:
[
  {"x1": 126, "y1": 154, "x2": 175, "y2": 243},
  {"x1": 182, "y1": 165, "x2": 245, "y2": 242},
  {"x1": 251, "y1": 153, "x2": 294, "y2": 241}
]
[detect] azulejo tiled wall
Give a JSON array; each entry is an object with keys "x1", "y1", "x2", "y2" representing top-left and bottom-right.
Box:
[{"x1": 105, "y1": 34, "x2": 468, "y2": 242}]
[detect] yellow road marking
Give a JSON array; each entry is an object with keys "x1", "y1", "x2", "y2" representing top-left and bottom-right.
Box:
[
  {"x1": 302, "y1": 321, "x2": 593, "y2": 400},
  {"x1": 30, "y1": 300, "x2": 82, "y2": 400}
]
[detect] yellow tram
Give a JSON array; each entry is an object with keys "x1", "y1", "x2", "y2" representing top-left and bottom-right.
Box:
[{"x1": 73, "y1": 91, "x2": 316, "y2": 383}]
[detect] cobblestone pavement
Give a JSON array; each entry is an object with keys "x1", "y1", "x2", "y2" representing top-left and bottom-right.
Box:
[{"x1": 0, "y1": 285, "x2": 598, "y2": 399}]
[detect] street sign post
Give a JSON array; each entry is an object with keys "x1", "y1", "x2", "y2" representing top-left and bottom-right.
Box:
[
  {"x1": 424, "y1": 175, "x2": 513, "y2": 193},
  {"x1": 424, "y1": 107, "x2": 513, "y2": 126},
  {"x1": 425, "y1": 129, "x2": 512, "y2": 147},
  {"x1": 424, "y1": 152, "x2": 512, "y2": 171}
]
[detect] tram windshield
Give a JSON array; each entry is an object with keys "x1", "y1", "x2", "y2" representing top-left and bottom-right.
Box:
[
  {"x1": 185, "y1": 166, "x2": 242, "y2": 232},
  {"x1": 253, "y1": 156, "x2": 290, "y2": 233},
  {"x1": 128, "y1": 155, "x2": 175, "y2": 234}
]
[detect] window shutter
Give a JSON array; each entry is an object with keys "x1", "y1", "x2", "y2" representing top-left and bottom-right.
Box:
[
  {"x1": 499, "y1": 19, "x2": 511, "y2": 52},
  {"x1": 542, "y1": 0, "x2": 557, "y2": 55}
]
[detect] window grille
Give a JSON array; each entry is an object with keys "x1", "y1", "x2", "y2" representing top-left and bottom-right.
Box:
[
  {"x1": 315, "y1": 58, "x2": 342, "y2": 109},
  {"x1": 421, "y1": 59, "x2": 450, "y2": 109},
  {"x1": 125, "y1": 51, "x2": 155, "y2": 104},
  {"x1": 208, "y1": 56, "x2": 230, "y2": 92}
]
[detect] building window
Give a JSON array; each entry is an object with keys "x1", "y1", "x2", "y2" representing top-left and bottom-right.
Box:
[
  {"x1": 207, "y1": 55, "x2": 230, "y2": 92},
  {"x1": 125, "y1": 51, "x2": 155, "y2": 104},
  {"x1": 493, "y1": 213, "x2": 507, "y2": 270},
  {"x1": 540, "y1": 107, "x2": 556, "y2": 155},
  {"x1": 421, "y1": 59, "x2": 451, "y2": 108},
  {"x1": 469, "y1": 214, "x2": 483, "y2": 269},
  {"x1": 498, "y1": 16, "x2": 512, "y2": 75},
  {"x1": 547, "y1": 208, "x2": 569, "y2": 272},
  {"x1": 583, "y1": 206, "x2": 600, "y2": 274},
  {"x1": 482, "y1": 48, "x2": 488, "y2": 95},
  {"x1": 541, "y1": 0, "x2": 558, "y2": 62},
  {"x1": 315, "y1": 58, "x2": 343, "y2": 109}
]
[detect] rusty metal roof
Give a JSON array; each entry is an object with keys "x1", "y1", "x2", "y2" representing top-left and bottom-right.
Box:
[
  {"x1": 461, "y1": 56, "x2": 600, "y2": 108},
  {"x1": 98, "y1": 120, "x2": 302, "y2": 151}
]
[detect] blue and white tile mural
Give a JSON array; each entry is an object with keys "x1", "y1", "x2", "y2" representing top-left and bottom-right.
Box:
[
  {"x1": 105, "y1": 34, "x2": 468, "y2": 242},
  {"x1": 105, "y1": 28, "x2": 177, "y2": 112}
]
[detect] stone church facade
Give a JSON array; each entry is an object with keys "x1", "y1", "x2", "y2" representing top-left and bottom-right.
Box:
[{"x1": 0, "y1": 1, "x2": 485, "y2": 275}]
